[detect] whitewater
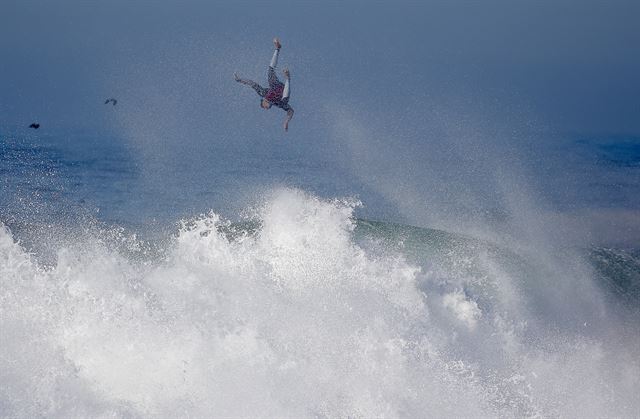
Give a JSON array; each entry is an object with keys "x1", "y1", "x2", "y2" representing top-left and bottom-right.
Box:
[{"x1": 2, "y1": 188, "x2": 638, "y2": 418}]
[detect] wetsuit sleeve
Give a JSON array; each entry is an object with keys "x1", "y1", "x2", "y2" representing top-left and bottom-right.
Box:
[
  {"x1": 270, "y1": 48, "x2": 279, "y2": 69},
  {"x1": 283, "y1": 78, "x2": 290, "y2": 99}
]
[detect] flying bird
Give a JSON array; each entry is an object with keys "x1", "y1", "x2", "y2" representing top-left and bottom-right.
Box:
[
  {"x1": 29, "y1": 123, "x2": 40, "y2": 129},
  {"x1": 104, "y1": 98, "x2": 117, "y2": 106}
]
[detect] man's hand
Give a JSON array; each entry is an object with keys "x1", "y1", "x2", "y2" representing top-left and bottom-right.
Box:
[
  {"x1": 273, "y1": 37, "x2": 282, "y2": 50},
  {"x1": 233, "y1": 72, "x2": 241, "y2": 82},
  {"x1": 284, "y1": 108, "x2": 294, "y2": 132},
  {"x1": 282, "y1": 68, "x2": 290, "y2": 80}
]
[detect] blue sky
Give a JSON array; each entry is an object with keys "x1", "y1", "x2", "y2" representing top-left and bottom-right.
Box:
[{"x1": 2, "y1": 0, "x2": 639, "y2": 135}]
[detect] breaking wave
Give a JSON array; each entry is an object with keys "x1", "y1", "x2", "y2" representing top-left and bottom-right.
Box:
[{"x1": 1, "y1": 188, "x2": 638, "y2": 418}]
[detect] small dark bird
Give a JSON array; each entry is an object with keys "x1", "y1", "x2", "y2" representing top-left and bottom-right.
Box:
[
  {"x1": 29, "y1": 123, "x2": 40, "y2": 129},
  {"x1": 104, "y1": 98, "x2": 117, "y2": 106}
]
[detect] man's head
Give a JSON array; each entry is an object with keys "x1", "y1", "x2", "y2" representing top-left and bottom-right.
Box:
[{"x1": 261, "y1": 99, "x2": 272, "y2": 109}]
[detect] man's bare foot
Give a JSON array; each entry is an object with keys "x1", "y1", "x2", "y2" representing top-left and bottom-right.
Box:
[
  {"x1": 273, "y1": 37, "x2": 282, "y2": 50},
  {"x1": 233, "y1": 72, "x2": 240, "y2": 82},
  {"x1": 283, "y1": 68, "x2": 290, "y2": 79}
]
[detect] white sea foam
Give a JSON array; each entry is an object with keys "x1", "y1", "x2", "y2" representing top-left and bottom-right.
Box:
[
  {"x1": 1, "y1": 188, "x2": 638, "y2": 418},
  {"x1": 442, "y1": 290, "x2": 482, "y2": 330}
]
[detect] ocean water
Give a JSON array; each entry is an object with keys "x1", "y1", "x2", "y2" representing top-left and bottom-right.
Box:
[{"x1": 1, "y1": 127, "x2": 639, "y2": 418}]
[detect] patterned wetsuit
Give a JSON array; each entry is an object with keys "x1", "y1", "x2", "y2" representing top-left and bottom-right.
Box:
[
  {"x1": 237, "y1": 47, "x2": 291, "y2": 112},
  {"x1": 264, "y1": 68, "x2": 290, "y2": 111}
]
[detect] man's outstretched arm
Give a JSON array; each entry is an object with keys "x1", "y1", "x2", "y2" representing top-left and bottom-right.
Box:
[
  {"x1": 282, "y1": 68, "x2": 291, "y2": 100},
  {"x1": 283, "y1": 107, "x2": 294, "y2": 131},
  {"x1": 234, "y1": 72, "x2": 266, "y2": 96}
]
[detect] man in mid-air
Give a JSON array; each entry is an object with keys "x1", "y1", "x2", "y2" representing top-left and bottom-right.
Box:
[{"x1": 234, "y1": 38, "x2": 294, "y2": 131}]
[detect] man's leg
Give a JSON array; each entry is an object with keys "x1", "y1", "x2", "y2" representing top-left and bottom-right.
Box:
[
  {"x1": 268, "y1": 38, "x2": 282, "y2": 88},
  {"x1": 235, "y1": 73, "x2": 267, "y2": 97}
]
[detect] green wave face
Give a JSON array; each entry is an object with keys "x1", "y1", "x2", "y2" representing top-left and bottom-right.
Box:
[{"x1": 355, "y1": 218, "x2": 640, "y2": 304}]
